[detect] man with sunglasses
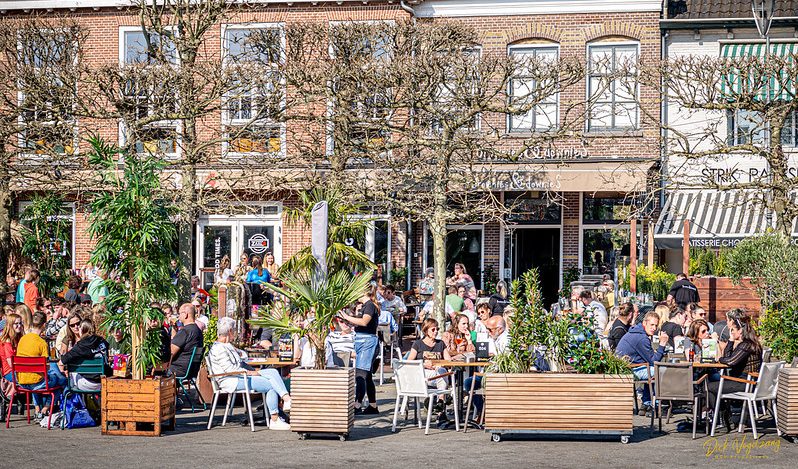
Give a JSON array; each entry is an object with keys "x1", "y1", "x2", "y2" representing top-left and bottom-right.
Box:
[{"x1": 169, "y1": 303, "x2": 203, "y2": 378}]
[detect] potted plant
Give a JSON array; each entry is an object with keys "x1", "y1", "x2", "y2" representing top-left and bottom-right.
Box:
[
  {"x1": 86, "y1": 137, "x2": 178, "y2": 436},
  {"x1": 484, "y1": 269, "x2": 634, "y2": 443},
  {"x1": 249, "y1": 267, "x2": 371, "y2": 441},
  {"x1": 725, "y1": 233, "x2": 798, "y2": 438}
]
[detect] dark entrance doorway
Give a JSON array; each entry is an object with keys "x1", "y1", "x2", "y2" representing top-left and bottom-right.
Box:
[{"x1": 513, "y1": 228, "x2": 560, "y2": 308}]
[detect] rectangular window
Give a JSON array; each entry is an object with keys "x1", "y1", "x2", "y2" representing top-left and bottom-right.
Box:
[
  {"x1": 506, "y1": 192, "x2": 562, "y2": 224},
  {"x1": 223, "y1": 25, "x2": 284, "y2": 157},
  {"x1": 18, "y1": 31, "x2": 78, "y2": 156},
  {"x1": 430, "y1": 47, "x2": 481, "y2": 134},
  {"x1": 588, "y1": 43, "x2": 638, "y2": 131},
  {"x1": 582, "y1": 193, "x2": 639, "y2": 224},
  {"x1": 120, "y1": 28, "x2": 179, "y2": 157},
  {"x1": 509, "y1": 46, "x2": 558, "y2": 132},
  {"x1": 729, "y1": 109, "x2": 797, "y2": 147}
]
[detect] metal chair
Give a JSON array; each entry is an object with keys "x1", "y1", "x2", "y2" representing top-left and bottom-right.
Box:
[
  {"x1": 463, "y1": 371, "x2": 485, "y2": 433},
  {"x1": 628, "y1": 362, "x2": 655, "y2": 428},
  {"x1": 377, "y1": 325, "x2": 402, "y2": 385},
  {"x1": 204, "y1": 356, "x2": 265, "y2": 432},
  {"x1": 653, "y1": 361, "x2": 708, "y2": 439},
  {"x1": 62, "y1": 356, "x2": 106, "y2": 429},
  {"x1": 5, "y1": 356, "x2": 63, "y2": 429},
  {"x1": 175, "y1": 346, "x2": 206, "y2": 412},
  {"x1": 711, "y1": 361, "x2": 785, "y2": 439},
  {"x1": 390, "y1": 359, "x2": 459, "y2": 435}
]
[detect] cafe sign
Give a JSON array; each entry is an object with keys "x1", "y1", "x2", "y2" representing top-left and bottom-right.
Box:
[
  {"x1": 474, "y1": 169, "x2": 561, "y2": 191},
  {"x1": 480, "y1": 145, "x2": 589, "y2": 163}
]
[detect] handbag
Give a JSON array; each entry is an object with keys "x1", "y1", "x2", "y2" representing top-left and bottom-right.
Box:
[{"x1": 62, "y1": 392, "x2": 96, "y2": 429}]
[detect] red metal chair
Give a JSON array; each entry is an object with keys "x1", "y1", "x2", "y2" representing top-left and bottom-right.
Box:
[{"x1": 5, "y1": 356, "x2": 63, "y2": 429}]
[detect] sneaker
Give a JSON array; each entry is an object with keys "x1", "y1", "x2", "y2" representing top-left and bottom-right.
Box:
[
  {"x1": 269, "y1": 419, "x2": 291, "y2": 431},
  {"x1": 34, "y1": 412, "x2": 44, "y2": 423},
  {"x1": 362, "y1": 406, "x2": 379, "y2": 415},
  {"x1": 282, "y1": 398, "x2": 291, "y2": 412}
]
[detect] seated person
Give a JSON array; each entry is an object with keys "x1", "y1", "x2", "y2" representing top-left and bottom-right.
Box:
[
  {"x1": 472, "y1": 302, "x2": 490, "y2": 340},
  {"x1": 107, "y1": 328, "x2": 131, "y2": 357},
  {"x1": 442, "y1": 313, "x2": 475, "y2": 360},
  {"x1": 16, "y1": 311, "x2": 67, "y2": 421},
  {"x1": 615, "y1": 311, "x2": 668, "y2": 413},
  {"x1": 169, "y1": 303, "x2": 203, "y2": 378},
  {"x1": 325, "y1": 317, "x2": 355, "y2": 367},
  {"x1": 457, "y1": 285, "x2": 474, "y2": 315},
  {"x1": 445, "y1": 286, "x2": 464, "y2": 315},
  {"x1": 59, "y1": 319, "x2": 111, "y2": 392},
  {"x1": 379, "y1": 284, "x2": 407, "y2": 323},
  {"x1": 660, "y1": 308, "x2": 687, "y2": 349},
  {"x1": 407, "y1": 318, "x2": 453, "y2": 424},
  {"x1": 208, "y1": 317, "x2": 291, "y2": 430},
  {"x1": 417, "y1": 268, "x2": 435, "y2": 297},
  {"x1": 686, "y1": 318, "x2": 720, "y2": 382},
  {"x1": 256, "y1": 327, "x2": 274, "y2": 350}
]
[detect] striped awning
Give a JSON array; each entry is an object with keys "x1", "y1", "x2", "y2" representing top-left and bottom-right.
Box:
[
  {"x1": 654, "y1": 190, "x2": 771, "y2": 249},
  {"x1": 720, "y1": 42, "x2": 798, "y2": 100}
]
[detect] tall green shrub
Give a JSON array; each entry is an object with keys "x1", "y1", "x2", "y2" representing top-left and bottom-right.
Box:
[{"x1": 20, "y1": 193, "x2": 73, "y2": 296}]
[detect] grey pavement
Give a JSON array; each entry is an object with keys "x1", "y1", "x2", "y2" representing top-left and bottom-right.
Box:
[{"x1": 3, "y1": 382, "x2": 797, "y2": 469}]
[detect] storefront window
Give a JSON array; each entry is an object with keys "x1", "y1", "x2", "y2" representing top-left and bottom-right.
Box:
[
  {"x1": 583, "y1": 193, "x2": 638, "y2": 224},
  {"x1": 202, "y1": 226, "x2": 232, "y2": 270},
  {"x1": 507, "y1": 192, "x2": 561, "y2": 224},
  {"x1": 374, "y1": 220, "x2": 389, "y2": 271},
  {"x1": 242, "y1": 225, "x2": 275, "y2": 259},
  {"x1": 582, "y1": 228, "x2": 629, "y2": 276},
  {"x1": 426, "y1": 227, "x2": 482, "y2": 289}
]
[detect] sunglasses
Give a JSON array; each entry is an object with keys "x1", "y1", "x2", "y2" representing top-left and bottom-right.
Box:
[
  {"x1": 12, "y1": 321, "x2": 23, "y2": 327},
  {"x1": 69, "y1": 322, "x2": 80, "y2": 328},
  {"x1": 428, "y1": 327, "x2": 438, "y2": 332},
  {"x1": 699, "y1": 328, "x2": 708, "y2": 333}
]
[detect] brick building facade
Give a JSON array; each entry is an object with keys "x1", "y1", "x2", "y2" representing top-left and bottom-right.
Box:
[{"x1": 4, "y1": 0, "x2": 662, "y2": 305}]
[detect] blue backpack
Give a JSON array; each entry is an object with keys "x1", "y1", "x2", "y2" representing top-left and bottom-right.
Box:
[{"x1": 62, "y1": 393, "x2": 96, "y2": 429}]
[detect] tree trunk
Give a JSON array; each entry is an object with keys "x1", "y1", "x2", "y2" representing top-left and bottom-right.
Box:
[
  {"x1": 129, "y1": 265, "x2": 146, "y2": 380},
  {"x1": 429, "y1": 218, "x2": 447, "y2": 336},
  {"x1": 0, "y1": 162, "x2": 11, "y2": 288},
  {"x1": 177, "y1": 164, "x2": 197, "y2": 297}
]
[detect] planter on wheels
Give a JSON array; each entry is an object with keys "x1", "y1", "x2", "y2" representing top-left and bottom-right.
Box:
[
  {"x1": 484, "y1": 373, "x2": 634, "y2": 443},
  {"x1": 777, "y1": 367, "x2": 798, "y2": 439},
  {"x1": 101, "y1": 376, "x2": 176, "y2": 436},
  {"x1": 289, "y1": 367, "x2": 354, "y2": 441}
]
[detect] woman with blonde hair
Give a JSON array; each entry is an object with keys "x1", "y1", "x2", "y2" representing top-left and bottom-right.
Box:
[
  {"x1": 14, "y1": 304, "x2": 32, "y2": 333},
  {"x1": 214, "y1": 255, "x2": 233, "y2": 285},
  {"x1": 1, "y1": 313, "x2": 24, "y2": 383}
]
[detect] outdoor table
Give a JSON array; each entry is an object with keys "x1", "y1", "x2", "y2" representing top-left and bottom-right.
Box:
[
  {"x1": 246, "y1": 358, "x2": 298, "y2": 369},
  {"x1": 429, "y1": 360, "x2": 490, "y2": 430}
]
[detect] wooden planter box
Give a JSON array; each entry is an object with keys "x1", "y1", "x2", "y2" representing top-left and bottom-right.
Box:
[
  {"x1": 691, "y1": 277, "x2": 761, "y2": 321},
  {"x1": 777, "y1": 367, "x2": 798, "y2": 437},
  {"x1": 484, "y1": 373, "x2": 634, "y2": 443},
  {"x1": 289, "y1": 367, "x2": 354, "y2": 441},
  {"x1": 101, "y1": 376, "x2": 176, "y2": 437}
]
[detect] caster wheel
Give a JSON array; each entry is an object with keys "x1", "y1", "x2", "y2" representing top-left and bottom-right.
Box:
[
  {"x1": 298, "y1": 433, "x2": 307, "y2": 440},
  {"x1": 339, "y1": 433, "x2": 348, "y2": 442},
  {"x1": 491, "y1": 433, "x2": 501, "y2": 443},
  {"x1": 621, "y1": 435, "x2": 630, "y2": 444}
]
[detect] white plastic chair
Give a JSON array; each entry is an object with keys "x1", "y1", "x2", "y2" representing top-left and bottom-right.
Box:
[
  {"x1": 377, "y1": 325, "x2": 402, "y2": 385},
  {"x1": 205, "y1": 356, "x2": 266, "y2": 432},
  {"x1": 390, "y1": 359, "x2": 459, "y2": 435},
  {"x1": 711, "y1": 361, "x2": 785, "y2": 439}
]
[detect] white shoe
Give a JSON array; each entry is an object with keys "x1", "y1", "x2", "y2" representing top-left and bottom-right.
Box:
[
  {"x1": 283, "y1": 399, "x2": 292, "y2": 412},
  {"x1": 269, "y1": 418, "x2": 291, "y2": 431}
]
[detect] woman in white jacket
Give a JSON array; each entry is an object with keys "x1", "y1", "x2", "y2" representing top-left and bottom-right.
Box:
[{"x1": 208, "y1": 317, "x2": 292, "y2": 430}]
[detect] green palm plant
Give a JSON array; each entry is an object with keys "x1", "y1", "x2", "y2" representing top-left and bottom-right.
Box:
[
  {"x1": 280, "y1": 187, "x2": 375, "y2": 275},
  {"x1": 86, "y1": 136, "x2": 178, "y2": 379},
  {"x1": 248, "y1": 266, "x2": 373, "y2": 369}
]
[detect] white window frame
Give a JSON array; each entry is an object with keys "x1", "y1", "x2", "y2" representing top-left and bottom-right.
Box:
[
  {"x1": 221, "y1": 22, "x2": 286, "y2": 159},
  {"x1": 586, "y1": 40, "x2": 640, "y2": 132},
  {"x1": 118, "y1": 25, "x2": 181, "y2": 160},
  {"x1": 16, "y1": 30, "x2": 80, "y2": 160},
  {"x1": 431, "y1": 46, "x2": 483, "y2": 135},
  {"x1": 578, "y1": 194, "x2": 641, "y2": 276},
  {"x1": 507, "y1": 43, "x2": 559, "y2": 133},
  {"x1": 18, "y1": 200, "x2": 76, "y2": 270},
  {"x1": 325, "y1": 20, "x2": 395, "y2": 160}
]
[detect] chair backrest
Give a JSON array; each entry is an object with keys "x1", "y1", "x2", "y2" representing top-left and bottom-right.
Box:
[
  {"x1": 204, "y1": 355, "x2": 221, "y2": 393},
  {"x1": 391, "y1": 359, "x2": 429, "y2": 396},
  {"x1": 654, "y1": 362, "x2": 694, "y2": 401},
  {"x1": 332, "y1": 351, "x2": 351, "y2": 368},
  {"x1": 762, "y1": 347, "x2": 773, "y2": 363},
  {"x1": 66, "y1": 356, "x2": 105, "y2": 376},
  {"x1": 753, "y1": 361, "x2": 785, "y2": 400},
  {"x1": 184, "y1": 346, "x2": 205, "y2": 380},
  {"x1": 11, "y1": 356, "x2": 48, "y2": 387}
]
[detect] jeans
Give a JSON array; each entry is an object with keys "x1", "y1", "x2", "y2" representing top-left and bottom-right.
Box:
[
  {"x1": 20, "y1": 362, "x2": 67, "y2": 408},
  {"x1": 632, "y1": 366, "x2": 655, "y2": 407},
  {"x1": 235, "y1": 368, "x2": 288, "y2": 416},
  {"x1": 354, "y1": 333, "x2": 378, "y2": 372}
]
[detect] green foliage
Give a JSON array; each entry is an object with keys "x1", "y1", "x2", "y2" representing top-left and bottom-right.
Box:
[
  {"x1": 634, "y1": 264, "x2": 676, "y2": 301},
  {"x1": 560, "y1": 266, "x2": 581, "y2": 297},
  {"x1": 725, "y1": 232, "x2": 798, "y2": 307},
  {"x1": 757, "y1": 304, "x2": 798, "y2": 362},
  {"x1": 248, "y1": 267, "x2": 373, "y2": 369},
  {"x1": 482, "y1": 265, "x2": 499, "y2": 294},
  {"x1": 19, "y1": 193, "x2": 73, "y2": 296},
  {"x1": 281, "y1": 187, "x2": 375, "y2": 275},
  {"x1": 203, "y1": 313, "x2": 218, "y2": 357},
  {"x1": 85, "y1": 136, "x2": 178, "y2": 378},
  {"x1": 688, "y1": 248, "x2": 730, "y2": 277},
  {"x1": 389, "y1": 267, "x2": 407, "y2": 290}
]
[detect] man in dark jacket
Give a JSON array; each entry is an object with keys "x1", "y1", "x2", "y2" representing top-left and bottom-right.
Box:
[
  {"x1": 667, "y1": 273, "x2": 700, "y2": 309},
  {"x1": 615, "y1": 311, "x2": 668, "y2": 410}
]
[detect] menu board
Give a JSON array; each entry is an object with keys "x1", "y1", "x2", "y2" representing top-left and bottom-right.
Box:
[
  {"x1": 278, "y1": 336, "x2": 294, "y2": 362},
  {"x1": 701, "y1": 339, "x2": 719, "y2": 362}
]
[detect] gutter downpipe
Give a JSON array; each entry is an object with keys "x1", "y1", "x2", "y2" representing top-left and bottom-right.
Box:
[
  {"x1": 661, "y1": 29, "x2": 669, "y2": 212},
  {"x1": 400, "y1": 0, "x2": 416, "y2": 290}
]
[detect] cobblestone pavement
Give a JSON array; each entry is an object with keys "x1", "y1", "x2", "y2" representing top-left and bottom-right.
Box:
[{"x1": 3, "y1": 382, "x2": 796, "y2": 468}]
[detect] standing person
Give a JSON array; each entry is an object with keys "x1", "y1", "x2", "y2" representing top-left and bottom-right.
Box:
[
  {"x1": 16, "y1": 267, "x2": 32, "y2": 304},
  {"x1": 87, "y1": 270, "x2": 109, "y2": 305},
  {"x1": 169, "y1": 259, "x2": 181, "y2": 286},
  {"x1": 488, "y1": 280, "x2": 509, "y2": 316},
  {"x1": 214, "y1": 255, "x2": 233, "y2": 285},
  {"x1": 169, "y1": 303, "x2": 203, "y2": 378},
  {"x1": 606, "y1": 302, "x2": 634, "y2": 351},
  {"x1": 264, "y1": 252, "x2": 280, "y2": 284},
  {"x1": 234, "y1": 253, "x2": 252, "y2": 283},
  {"x1": 667, "y1": 273, "x2": 700, "y2": 310},
  {"x1": 23, "y1": 270, "x2": 41, "y2": 313},
  {"x1": 615, "y1": 312, "x2": 669, "y2": 415},
  {"x1": 246, "y1": 256, "x2": 272, "y2": 306},
  {"x1": 189, "y1": 275, "x2": 210, "y2": 305},
  {"x1": 0, "y1": 313, "x2": 23, "y2": 383},
  {"x1": 339, "y1": 289, "x2": 380, "y2": 415},
  {"x1": 64, "y1": 276, "x2": 82, "y2": 303},
  {"x1": 660, "y1": 309, "x2": 688, "y2": 348},
  {"x1": 16, "y1": 311, "x2": 67, "y2": 421}
]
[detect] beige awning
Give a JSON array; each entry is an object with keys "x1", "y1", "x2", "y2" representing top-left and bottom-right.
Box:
[{"x1": 471, "y1": 160, "x2": 656, "y2": 193}]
